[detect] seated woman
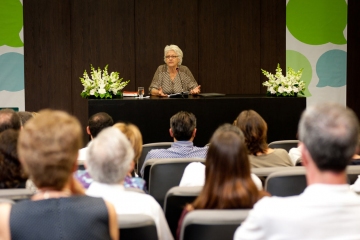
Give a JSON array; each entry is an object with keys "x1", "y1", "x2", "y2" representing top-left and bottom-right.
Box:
[
  {"x1": 149, "y1": 44, "x2": 201, "y2": 96},
  {"x1": 179, "y1": 124, "x2": 263, "y2": 190},
  {"x1": 176, "y1": 124, "x2": 269, "y2": 239},
  {"x1": 0, "y1": 110, "x2": 118, "y2": 240},
  {"x1": 234, "y1": 110, "x2": 292, "y2": 168},
  {"x1": 0, "y1": 129, "x2": 28, "y2": 189},
  {"x1": 75, "y1": 123, "x2": 146, "y2": 191}
]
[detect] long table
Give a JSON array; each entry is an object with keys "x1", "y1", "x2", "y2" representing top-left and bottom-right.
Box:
[{"x1": 88, "y1": 94, "x2": 306, "y2": 146}]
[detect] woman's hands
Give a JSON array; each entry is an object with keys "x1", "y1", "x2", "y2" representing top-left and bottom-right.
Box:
[
  {"x1": 158, "y1": 87, "x2": 168, "y2": 97},
  {"x1": 190, "y1": 85, "x2": 201, "y2": 95}
]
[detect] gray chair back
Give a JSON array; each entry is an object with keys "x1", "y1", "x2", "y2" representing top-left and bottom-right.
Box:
[
  {"x1": 268, "y1": 140, "x2": 299, "y2": 152},
  {"x1": 0, "y1": 189, "x2": 34, "y2": 202},
  {"x1": 265, "y1": 168, "x2": 307, "y2": 196},
  {"x1": 138, "y1": 142, "x2": 172, "y2": 176},
  {"x1": 180, "y1": 209, "x2": 250, "y2": 240},
  {"x1": 118, "y1": 214, "x2": 157, "y2": 240},
  {"x1": 346, "y1": 165, "x2": 360, "y2": 184},
  {"x1": 164, "y1": 186, "x2": 202, "y2": 238},
  {"x1": 145, "y1": 158, "x2": 205, "y2": 208}
]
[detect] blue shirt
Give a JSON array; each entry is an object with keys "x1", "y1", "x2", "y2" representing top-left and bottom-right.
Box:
[{"x1": 140, "y1": 141, "x2": 208, "y2": 176}]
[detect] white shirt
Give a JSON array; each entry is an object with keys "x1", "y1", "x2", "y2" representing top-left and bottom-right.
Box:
[
  {"x1": 78, "y1": 147, "x2": 88, "y2": 161},
  {"x1": 86, "y1": 181, "x2": 173, "y2": 240},
  {"x1": 234, "y1": 184, "x2": 360, "y2": 240},
  {"x1": 289, "y1": 147, "x2": 301, "y2": 166},
  {"x1": 179, "y1": 162, "x2": 263, "y2": 190}
]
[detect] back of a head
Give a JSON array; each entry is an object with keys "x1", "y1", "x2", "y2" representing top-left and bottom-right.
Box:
[
  {"x1": 18, "y1": 110, "x2": 82, "y2": 190},
  {"x1": 192, "y1": 124, "x2": 261, "y2": 209},
  {"x1": 113, "y1": 122, "x2": 143, "y2": 162},
  {"x1": 0, "y1": 129, "x2": 27, "y2": 188},
  {"x1": 86, "y1": 127, "x2": 134, "y2": 184},
  {"x1": 18, "y1": 111, "x2": 33, "y2": 126},
  {"x1": 234, "y1": 110, "x2": 268, "y2": 155},
  {"x1": 88, "y1": 112, "x2": 114, "y2": 138},
  {"x1": 0, "y1": 109, "x2": 21, "y2": 133},
  {"x1": 299, "y1": 102, "x2": 360, "y2": 172},
  {"x1": 170, "y1": 111, "x2": 196, "y2": 141}
]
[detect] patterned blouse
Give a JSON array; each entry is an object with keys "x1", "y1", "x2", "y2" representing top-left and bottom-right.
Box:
[{"x1": 149, "y1": 64, "x2": 198, "y2": 94}]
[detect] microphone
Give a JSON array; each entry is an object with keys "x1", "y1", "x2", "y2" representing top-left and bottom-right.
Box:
[{"x1": 176, "y1": 66, "x2": 188, "y2": 98}]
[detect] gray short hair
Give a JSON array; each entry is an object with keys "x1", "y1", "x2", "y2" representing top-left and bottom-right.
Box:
[
  {"x1": 164, "y1": 44, "x2": 183, "y2": 65},
  {"x1": 298, "y1": 102, "x2": 359, "y2": 172},
  {"x1": 86, "y1": 127, "x2": 134, "y2": 184}
]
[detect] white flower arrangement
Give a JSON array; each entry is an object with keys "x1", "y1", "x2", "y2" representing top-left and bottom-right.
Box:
[
  {"x1": 261, "y1": 64, "x2": 305, "y2": 97},
  {"x1": 80, "y1": 64, "x2": 130, "y2": 99}
]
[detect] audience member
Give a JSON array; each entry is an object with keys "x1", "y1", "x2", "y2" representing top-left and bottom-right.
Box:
[
  {"x1": 140, "y1": 111, "x2": 208, "y2": 176},
  {"x1": 234, "y1": 110, "x2": 292, "y2": 167},
  {"x1": 78, "y1": 112, "x2": 113, "y2": 161},
  {"x1": 234, "y1": 102, "x2": 360, "y2": 239},
  {"x1": 0, "y1": 110, "x2": 118, "y2": 240},
  {"x1": 86, "y1": 127, "x2": 173, "y2": 240},
  {"x1": 17, "y1": 111, "x2": 33, "y2": 126},
  {"x1": 176, "y1": 124, "x2": 269, "y2": 239},
  {"x1": 75, "y1": 123, "x2": 146, "y2": 191},
  {"x1": 179, "y1": 124, "x2": 263, "y2": 190},
  {"x1": 0, "y1": 129, "x2": 27, "y2": 189},
  {"x1": 0, "y1": 109, "x2": 21, "y2": 133}
]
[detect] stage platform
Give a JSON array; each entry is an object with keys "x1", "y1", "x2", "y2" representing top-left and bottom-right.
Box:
[{"x1": 88, "y1": 94, "x2": 306, "y2": 146}]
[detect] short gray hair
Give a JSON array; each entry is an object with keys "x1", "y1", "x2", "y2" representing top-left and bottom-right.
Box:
[
  {"x1": 164, "y1": 44, "x2": 183, "y2": 65},
  {"x1": 86, "y1": 127, "x2": 134, "y2": 184},
  {"x1": 298, "y1": 102, "x2": 359, "y2": 172}
]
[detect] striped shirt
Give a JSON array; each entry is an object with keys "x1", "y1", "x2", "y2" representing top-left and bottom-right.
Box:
[
  {"x1": 140, "y1": 141, "x2": 208, "y2": 176},
  {"x1": 149, "y1": 64, "x2": 198, "y2": 94}
]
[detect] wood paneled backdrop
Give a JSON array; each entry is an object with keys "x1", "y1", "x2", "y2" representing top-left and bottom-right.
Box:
[{"x1": 23, "y1": 0, "x2": 359, "y2": 146}]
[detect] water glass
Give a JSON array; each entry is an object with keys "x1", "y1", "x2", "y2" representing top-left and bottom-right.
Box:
[{"x1": 138, "y1": 87, "x2": 144, "y2": 99}]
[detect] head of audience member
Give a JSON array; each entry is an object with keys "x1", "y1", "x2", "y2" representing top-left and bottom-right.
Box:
[
  {"x1": 86, "y1": 127, "x2": 134, "y2": 184},
  {"x1": 170, "y1": 111, "x2": 197, "y2": 141},
  {"x1": 191, "y1": 124, "x2": 266, "y2": 210},
  {"x1": 0, "y1": 129, "x2": 27, "y2": 188},
  {"x1": 0, "y1": 109, "x2": 21, "y2": 133},
  {"x1": 298, "y1": 103, "x2": 359, "y2": 180},
  {"x1": 113, "y1": 123, "x2": 143, "y2": 172},
  {"x1": 18, "y1": 111, "x2": 33, "y2": 126},
  {"x1": 234, "y1": 110, "x2": 268, "y2": 155},
  {"x1": 87, "y1": 112, "x2": 114, "y2": 139},
  {"x1": 18, "y1": 109, "x2": 83, "y2": 191}
]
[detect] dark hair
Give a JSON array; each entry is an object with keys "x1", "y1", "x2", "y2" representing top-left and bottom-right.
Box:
[
  {"x1": 299, "y1": 102, "x2": 359, "y2": 172},
  {"x1": 170, "y1": 111, "x2": 196, "y2": 141},
  {"x1": 191, "y1": 124, "x2": 266, "y2": 209},
  {"x1": 18, "y1": 111, "x2": 33, "y2": 126},
  {"x1": 0, "y1": 109, "x2": 21, "y2": 133},
  {"x1": 88, "y1": 112, "x2": 114, "y2": 138},
  {"x1": 0, "y1": 129, "x2": 27, "y2": 188},
  {"x1": 234, "y1": 110, "x2": 268, "y2": 155}
]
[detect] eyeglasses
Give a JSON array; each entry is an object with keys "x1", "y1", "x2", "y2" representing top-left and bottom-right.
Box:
[{"x1": 165, "y1": 55, "x2": 178, "y2": 59}]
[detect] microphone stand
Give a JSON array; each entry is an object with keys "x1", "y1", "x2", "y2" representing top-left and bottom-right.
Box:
[{"x1": 177, "y1": 66, "x2": 188, "y2": 98}]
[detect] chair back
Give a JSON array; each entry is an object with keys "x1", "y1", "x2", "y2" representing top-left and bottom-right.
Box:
[
  {"x1": 164, "y1": 186, "x2": 202, "y2": 238},
  {"x1": 265, "y1": 168, "x2": 307, "y2": 196},
  {"x1": 146, "y1": 158, "x2": 205, "y2": 208},
  {"x1": 138, "y1": 142, "x2": 172, "y2": 175},
  {"x1": 180, "y1": 209, "x2": 250, "y2": 240},
  {"x1": 268, "y1": 140, "x2": 299, "y2": 152},
  {"x1": 346, "y1": 165, "x2": 360, "y2": 184},
  {"x1": 0, "y1": 189, "x2": 34, "y2": 202},
  {"x1": 118, "y1": 214, "x2": 158, "y2": 240}
]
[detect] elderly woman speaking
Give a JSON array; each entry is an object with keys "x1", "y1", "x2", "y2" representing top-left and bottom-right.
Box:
[{"x1": 149, "y1": 44, "x2": 201, "y2": 96}]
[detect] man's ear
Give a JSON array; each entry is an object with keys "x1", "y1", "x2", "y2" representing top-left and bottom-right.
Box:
[
  {"x1": 192, "y1": 128, "x2": 197, "y2": 138},
  {"x1": 169, "y1": 128, "x2": 174, "y2": 138},
  {"x1": 299, "y1": 142, "x2": 310, "y2": 167},
  {"x1": 86, "y1": 126, "x2": 91, "y2": 136}
]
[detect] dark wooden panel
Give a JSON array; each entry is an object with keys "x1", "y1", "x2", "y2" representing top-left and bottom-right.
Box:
[
  {"x1": 71, "y1": 0, "x2": 135, "y2": 144},
  {"x1": 198, "y1": 0, "x2": 261, "y2": 94},
  {"x1": 347, "y1": 0, "x2": 360, "y2": 118},
  {"x1": 24, "y1": 0, "x2": 72, "y2": 112},
  {"x1": 260, "y1": 0, "x2": 286, "y2": 94},
  {"x1": 135, "y1": 0, "x2": 198, "y2": 95}
]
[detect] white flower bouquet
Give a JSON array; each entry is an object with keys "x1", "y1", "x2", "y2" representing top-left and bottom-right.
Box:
[
  {"x1": 261, "y1": 64, "x2": 305, "y2": 97},
  {"x1": 80, "y1": 64, "x2": 130, "y2": 99}
]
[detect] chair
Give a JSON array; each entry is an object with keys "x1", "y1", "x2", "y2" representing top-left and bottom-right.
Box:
[
  {"x1": 137, "y1": 142, "x2": 172, "y2": 176},
  {"x1": 180, "y1": 209, "x2": 250, "y2": 240},
  {"x1": 265, "y1": 168, "x2": 307, "y2": 197},
  {"x1": 145, "y1": 158, "x2": 205, "y2": 207},
  {"x1": 268, "y1": 140, "x2": 299, "y2": 152},
  {"x1": 0, "y1": 189, "x2": 34, "y2": 202},
  {"x1": 118, "y1": 214, "x2": 158, "y2": 240},
  {"x1": 346, "y1": 165, "x2": 360, "y2": 184},
  {"x1": 164, "y1": 186, "x2": 202, "y2": 238}
]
